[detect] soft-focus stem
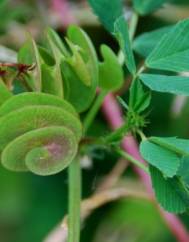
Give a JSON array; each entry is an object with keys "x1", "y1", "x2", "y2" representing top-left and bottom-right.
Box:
[
  {"x1": 102, "y1": 93, "x2": 189, "y2": 242},
  {"x1": 51, "y1": 0, "x2": 76, "y2": 27},
  {"x1": 68, "y1": 157, "x2": 81, "y2": 242},
  {"x1": 44, "y1": 186, "x2": 149, "y2": 242}
]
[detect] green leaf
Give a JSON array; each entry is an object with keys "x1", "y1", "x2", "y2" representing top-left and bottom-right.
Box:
[
  {"x1": 146, "y1": 19, "x2": 189, "y2": 72},
  {"x1": 139, "y1": 74, "x2": 189, "y2": 96},
  {"x1": 129, "y1": 78, "x2": 151, "y2": 113},
  {"x1": 88, "y1": 0, "x2": 123, "y2": 33},
  {"x1": 150, "y1": 166, "x2": 188, "y2": 213},
  {"x1": 177, "y1": 156, "x2": 189, "y2": 188},
  {"x1": 141, "y1": 136, "x2": 189, "y2": 177},
  {"x1": 98, "y1": 44, "x2": 123, "y2": 91},
  {"x1": 114, "y1": 16, "x2": 136, "y2": 75},
  {"x1": 0, "y1": 79, "x2": 12, "y2": 106},
  {"x1": 140, "y1": 139, "x2": 180, "y2": 177},
  {"x1": 149, "y1": 136, "x2": 189, "y2": 156},
  {"x1": 133, "y1": 0, "x2": 167, "y2": 15},
  {"x1": 133, "y1": 26, "x2": 172, "y2": 57}
]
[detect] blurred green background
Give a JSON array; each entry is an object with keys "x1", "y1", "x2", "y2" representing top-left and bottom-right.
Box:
[{"x1": 0, "y1": 1, "x2": 189, "y2": 241}]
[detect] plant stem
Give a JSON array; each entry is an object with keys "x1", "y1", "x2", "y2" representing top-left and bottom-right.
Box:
[
  {"x1": 116, "y1": 148, "x2": 149, "y2": 174},
  {"x1": 103, "y1": 123, "x2": 129, "y2": 143},
  {"x1": 137, "y1": 130, "x2": 147, "y2": 141},
  {"x1": 68, "y1": 157, "x2": 81, "y2": 242},
  {"x1": 83, "y1": 89, "x2": 107, "y2": 133},
  {"x1": 129, "y1": 11, "x2": 139, "y2": 41}
]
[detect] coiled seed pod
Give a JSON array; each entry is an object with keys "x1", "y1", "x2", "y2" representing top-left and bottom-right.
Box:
[{"x1": 0, "y1": 92, "x2": 82, "y2": 176}]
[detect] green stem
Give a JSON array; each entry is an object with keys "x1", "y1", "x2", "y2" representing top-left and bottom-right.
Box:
[
  {"x1": 68, "y1": 90, "x2": 107, "y2": 242},
  {"x1": 104, "y1": 123, "x2": 129, "y2": 143},
  {"x1": 116, "y1": 148, "x2": 149, "y2": 174},
  {"x1": 68, "y1": 157, "x2": 81, "y2": 242},
  {"x1": 137, "y1": 130, "x2": 147, "y2": 141},
  {"x1": 83, "y1": 90, "x2": 107, "y2": 133}
]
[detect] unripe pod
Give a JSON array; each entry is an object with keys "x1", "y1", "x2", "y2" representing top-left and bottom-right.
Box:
[{"x1": 0, "y1": 92, "x2": 82, "y2": 175}]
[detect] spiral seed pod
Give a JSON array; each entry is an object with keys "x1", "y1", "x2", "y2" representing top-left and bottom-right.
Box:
[{"x1": 0, "y1": 92, "x2": 82, "y2": 176}]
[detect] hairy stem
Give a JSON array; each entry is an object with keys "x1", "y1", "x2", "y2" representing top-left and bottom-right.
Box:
[
  {"x1": 103, "y1": 122, "x2": 129, "y2": 143},
  {"x1": 68, "y1": 157, "x2": 81, "y2": 242}
]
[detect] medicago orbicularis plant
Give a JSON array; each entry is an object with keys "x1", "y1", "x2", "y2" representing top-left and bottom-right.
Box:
[
  {"x1": 0, "y1": 92, "x2": 82, "y2": 175},
  {"x1": 1, "y1": 0, "x2": 189, "y2": 241}
]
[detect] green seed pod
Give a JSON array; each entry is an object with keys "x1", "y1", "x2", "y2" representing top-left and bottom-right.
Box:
[
  {"x1": 0, "y1": 93, "x2": 82, "y2": 175},
  {"x1": 0, "y1": 79, "x2": 12, "y2": 106},
  {"x1": 0, "y1": 92, "x2": 77, "y2": 117}
]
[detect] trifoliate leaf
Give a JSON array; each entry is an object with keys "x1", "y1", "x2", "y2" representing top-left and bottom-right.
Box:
[
  {"x1": 146, "y1": 19, "x2": 189, "y2": 72},
  {"x1": 133, "y1": 26, "x2": 172, "y2": 57}
]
